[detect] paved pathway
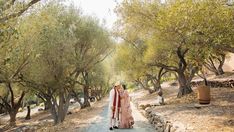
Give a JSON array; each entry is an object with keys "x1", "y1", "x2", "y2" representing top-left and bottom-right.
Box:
[{"x1": 82, "y1": 102, "x2": 155, "y2": 132}]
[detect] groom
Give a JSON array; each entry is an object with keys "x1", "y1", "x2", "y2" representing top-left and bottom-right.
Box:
[{"x1": 108, "y1": 82, "x2": 121, "y2": 130}]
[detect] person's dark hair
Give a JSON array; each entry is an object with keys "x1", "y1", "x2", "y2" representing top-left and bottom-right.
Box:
[{"x1": 122, "y1": 84, "x2": 126, "y2": 90}]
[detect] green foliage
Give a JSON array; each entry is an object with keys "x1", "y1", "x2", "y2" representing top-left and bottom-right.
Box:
[
  {"x1": 115, "y1": 0, "x2": 234, "y2": 78},
  {"x1": 17, "y1": 2, "x2": 113, "y2": 93},
  {"x1": 0, "y1": 1, "x2": 114, "y2": 124},
  {"x1": 114, "y1": 43, "x2": 147, "y2": 81}
]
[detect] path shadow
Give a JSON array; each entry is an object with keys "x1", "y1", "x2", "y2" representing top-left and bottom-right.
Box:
[{"x1": 78, "y1": 120, "x2": 155, "y2": 132}]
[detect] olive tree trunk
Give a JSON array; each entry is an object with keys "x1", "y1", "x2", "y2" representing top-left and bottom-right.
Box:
[
  {"x1": 50, "y1": 90, "x2": 71, "y2": 125},
  {"x1": 25, "y1": 106, "x2": 31, "y2": 120}
]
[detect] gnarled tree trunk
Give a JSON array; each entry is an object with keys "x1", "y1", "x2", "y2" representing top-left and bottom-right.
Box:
[
  {"x1": 81, "y1": 86, "x2": 91, "y2": 109},
  {"x1": 80, "y1": 71, "x2": 91, "y2": 109},
  {"x1": 25, "y1": 106, "x2": 31, "y2": 120},
  {"x1": 136, "y1": 79, "x2": 154, "y2": 94},
  {"x1": 9, "y1": 110, "x2": 17, "y2": 126},
  {"x1": 151, "y1": 79, "x2": 161, "y2": 91},
  {"x1": 50, "y1": 90, "x2": 71, "y2": 125},
  {"x1": 176, "y1": 47, "x2": 193, "y2": 97},
  {"x1": 36, "y1": 94, "x2": 51, "y2": 111},
  {"x1": 177, "y1": 71, "x2": 193, "y2": 98},
  {"x1": 150, "y1": 67, "x2": 167, "y2": 92},
  {"x1": 0, "y1": 83, "x2": 25, "y2": 126},
  {"x1": 204, "y1": 54, "x2": 225, "y2": 76},
  {"x1": 44, "y1": 100, "x2": 51, "y2": 111}
]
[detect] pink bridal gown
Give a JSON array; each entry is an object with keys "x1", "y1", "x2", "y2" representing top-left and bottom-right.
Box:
[{"x1": 119, "y1": 90, "x2": 134, "y2": 128}]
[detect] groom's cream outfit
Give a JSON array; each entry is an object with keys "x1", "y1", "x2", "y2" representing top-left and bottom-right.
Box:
[{"x1": 108, "y1": 82, "x2": 121, "y2": 127}]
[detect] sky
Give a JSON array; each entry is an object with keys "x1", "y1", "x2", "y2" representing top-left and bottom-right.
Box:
[{"x1": 66, "y1": 0, "x2": 121, "y2": 30}]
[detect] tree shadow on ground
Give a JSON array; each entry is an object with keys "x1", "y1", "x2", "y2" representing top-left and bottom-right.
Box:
[
  {"x1": 78, "y1": 120, "x2": 155, "y2": 132},
  {"x1": 151, "y1": 87, "x2": 234, "y2": 130}
]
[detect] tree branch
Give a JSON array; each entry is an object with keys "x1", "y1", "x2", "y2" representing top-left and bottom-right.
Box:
[
  {"x1": 176, "y1": 46, "x2": 188, "y2": 71},
  {"x1": 0, "y1": 0, "x2": 41, "y2": 23},
  {"x1": 16, "y1": 91, "x2": 25, "y2": 108},
  {"x1": 0, "y1": 96, "x2": 11, "y2": 110},
  {"x1": 148, "y1": 63, "x2": 178, "y2": 72},
  {"x1": 157, "y1": 67, "x2": 164, "y2": 79},
  {"x1": 10, "y1": 55, "x2": 30, "y2": 80},
  {"x1": 216, "y1": 45, "x2": 234, "y2": 53},
  {"x1": 6, "y1": 83, "x2": 15, "y2": 108}
]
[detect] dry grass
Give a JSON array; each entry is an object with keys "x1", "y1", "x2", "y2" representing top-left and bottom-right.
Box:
[
  {"x1": 133, "y1": 86, "x2": 234, "y2": 132},
  {"x1": 166, "y1": 91, "x2": 198, "y2": 105},
  {"x1": 1, "y1": 98, "x2": 108, "y2": 132},
  {"x1": 35, "y1": 98, "x2": 108, "y2": 132}
]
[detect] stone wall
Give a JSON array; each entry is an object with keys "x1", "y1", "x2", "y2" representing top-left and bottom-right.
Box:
[
  {"x1": 191, "y1": 79, "x2": 234, "y2": 88},
  {"x1": 138, "y1": 106, "x2": 186, "y2": 132}
]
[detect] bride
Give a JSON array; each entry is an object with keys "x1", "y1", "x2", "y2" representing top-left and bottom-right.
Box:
[{"x1": 119, "y1": 84, "x2": 134, "y2": 128}]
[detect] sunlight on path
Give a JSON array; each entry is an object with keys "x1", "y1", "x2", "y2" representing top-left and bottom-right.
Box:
[{"x1": 83, "y1": 102, "x2": 155, "y2": 132}]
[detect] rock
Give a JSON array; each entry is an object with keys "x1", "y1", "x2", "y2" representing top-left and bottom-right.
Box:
[
  {"x1": 166, "y1": 120, "x2": 171, "y2": 123},
  {"x1": 145, "y1": 106, "x2": 152, "y2": 112},
  {"x1": 149, "y1": 116, "x2": 155, "y2": 123},
  {"x1": 170, "y1": 126, "x2": 177, "y2": 132},
  {"x1": 155, "y1": 126, "x2": 164, "y2": 132},
  {"x1": 145, "y1": 104, "x2": 151, "y2": 108},
  {"x1": 38, "y1": 108, "x2": 44, "y2": 111},
  {"x1": 149, "y1": 113, "x2": 155, "y2": 118},
  {"x1": 159, "y1": 117, "x2": 164, "y2": 123},
  {"x1": 154, "y1": 117, "x2": 160, "y2": 123},
  {"x1": 165, "y1": 123, "x2": 172, "y2": 132},
  {"x1": 150, "y1": 110, "x2": 157, "y2": 116},
  {"x1": 148, "y1": 112, "x2": 151, "y2": 118},
  {"x1": 150, "y1": 112, "x2": 155, "y2": 117},
  {"x1": 139, "y1": 110, "x2": 146, "y2": 116},
  {"x1": 67, "y1": 111, "x2": 72, "y2": 115},
  {"x1": 152, "y1": 120, "x2": 157, "y2": 125},
  {"x1": 155, "y1": 123, "x2": 163, "y2": 128},
  {"x1": 146, "y1": 110, "x2": 153, "y2": 117},
  {"x1": 145, "y1": 112, "x2": 150, "y2": 117},
  {"x1": 144, "y1": 108, "x2": 186, "y2": 132},
  {"x1": 139, "y1": 104, "x2": 145, "y2": 110},
  {"x1": 139, "y1": 104, "x2": 152, "y2": 110}
]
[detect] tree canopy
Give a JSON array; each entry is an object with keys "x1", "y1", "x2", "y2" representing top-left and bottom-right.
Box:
[
  {"x1": 114, "y1": 0, "x2": 234, "y2": 97},
  {"x1": 0, "y1": 1, "x2": 114, "y2": 125}
]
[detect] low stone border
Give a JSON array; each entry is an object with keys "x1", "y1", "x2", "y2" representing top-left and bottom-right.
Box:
[
  {"x1": 191, "y1": 79, "x2": 234, "y2": 88},
  {"x1": 138, "y1": 106, "x2": 185, "y2": 132}
]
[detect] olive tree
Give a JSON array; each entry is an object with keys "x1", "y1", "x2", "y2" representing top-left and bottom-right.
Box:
[
  {"x1": 20, "y1": 3, "x2": 113, "y2": 124},
  {"x1": 115, "y1": 0, "x2": 234, "y2": 97}
]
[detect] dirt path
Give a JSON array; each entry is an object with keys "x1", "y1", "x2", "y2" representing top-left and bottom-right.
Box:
[
  {"x1": 81, "y1": 100, "x2": 155, "y2": 132},
  {"x1": 14, "y1": 97, "x2": 155, "y2": 132}
]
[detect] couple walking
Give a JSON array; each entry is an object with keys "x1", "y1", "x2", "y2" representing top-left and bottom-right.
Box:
[{"x1": 108, "y1": 82, "x2": 134, "y2": 130}]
